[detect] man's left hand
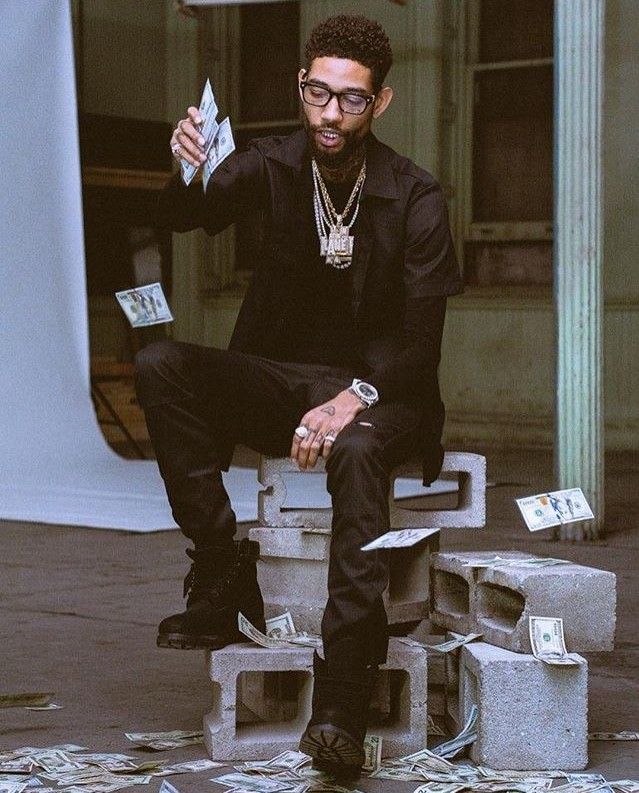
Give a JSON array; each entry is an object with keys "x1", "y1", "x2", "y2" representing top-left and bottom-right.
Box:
[{"x1": 290, "y1": 388, "x2": 366, "y2": 469}]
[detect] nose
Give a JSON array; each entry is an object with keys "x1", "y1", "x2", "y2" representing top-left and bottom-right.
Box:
[{"x1": 320, "y1": 93, "x2": 343, "y2": 124}]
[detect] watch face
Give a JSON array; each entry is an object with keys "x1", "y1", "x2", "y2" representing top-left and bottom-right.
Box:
[{"x1": 360, "y1": 384, "x2": 375, "y2": 398}]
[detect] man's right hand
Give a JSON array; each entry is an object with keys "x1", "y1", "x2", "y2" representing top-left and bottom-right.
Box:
[{"x1": 170, "y1": 106, "x2": 208, "y2": 169}]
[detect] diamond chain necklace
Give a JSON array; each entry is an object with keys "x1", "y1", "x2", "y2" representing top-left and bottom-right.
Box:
[{"x1": 312, "y1": 157, "x2": 366, "y2": 269}]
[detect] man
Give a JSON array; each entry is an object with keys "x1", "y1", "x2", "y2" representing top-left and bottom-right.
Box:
[{"x1": 136, "y1": 14, "x2": 462, "y2": 779}]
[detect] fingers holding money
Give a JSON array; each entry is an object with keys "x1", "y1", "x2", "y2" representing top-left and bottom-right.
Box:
[{"x1": 171, "y1": 106, "x2": 207, "y2": 167}]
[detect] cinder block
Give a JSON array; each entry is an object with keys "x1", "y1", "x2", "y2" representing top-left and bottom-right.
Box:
[
  {"x1": 430, "y1": 551, "x2": 616, "y2": 653},
  {"x1": 258, "y1": 452, "x2": 486, "y2": 530},
  {"x1": 459, "y1": 642, "x2": 588, "y2": 770},
  {"x1": 250, "y1": 526, "x2": 433, "y2": 634},
  {"x1": 204, "y1": 638, "x2": 428, "y2": 761}
]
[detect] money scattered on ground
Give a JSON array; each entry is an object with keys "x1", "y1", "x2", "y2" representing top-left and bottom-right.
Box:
[
  {"x1": 115, "y1": 283, "x2": 173, "y2": 328},
  {"x1": 462, "y1": 556, "x2": 571, "y2": 570},
  {"x1": 123, "y1": 731, "x2": 203, "y2": 751},
  {"x1": 362, "y1": 735, "x2": 382, "y2": 773},
  {"x1": 589, "y1": 731, "x2": 639, "y2": 741},
  {"x1": 238, "y1": 612, "x2": 322, "y2": 650},
  {"x1": 24, "y1": 704, "x2": 63, "y2": 711},
  {"x1": 516, "y1": 487, "x2": 594, "y2": 532},
  {"x1": 529, "y1": 616, "x2": 580, "y2": 666},
  {"x1": 361, "y1": 527, "x2": 440, "y2": 551},
  {"x1": 0, "y1": 694, "x2": 54, "y2": 709},
  {"x1": 424, "y1": 632, "x2": 483, "y2": 654},
  {"x1": 431, "y1": 705, "x2": 478, "y2": 759}
]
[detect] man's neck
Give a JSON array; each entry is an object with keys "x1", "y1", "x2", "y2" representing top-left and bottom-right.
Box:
[{"x1": 318, "y1": 146, "x2": 366, "y2": 184}]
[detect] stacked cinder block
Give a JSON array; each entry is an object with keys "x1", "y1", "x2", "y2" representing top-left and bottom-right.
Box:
[
  {"x1": 200, "y1": 452, "x2": 487, "y2": 761},
  {"x1": 432, "y1": 551, "x2": 617, "y2": 770},
  {"x1": 204, "y1": 638, "x2": 428, "y2": 761}
]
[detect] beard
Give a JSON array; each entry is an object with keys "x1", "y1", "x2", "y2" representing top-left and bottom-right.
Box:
[{"x1": 302, "y1": 114, "x2": 367, "y2": 176}]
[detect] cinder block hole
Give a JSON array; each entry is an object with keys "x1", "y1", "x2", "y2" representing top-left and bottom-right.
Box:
[
  {"x1": 281, "y1": 471, "x2": 331, "y2": 512},
  {"x1": 392, "y1": 472, "x2": 460, "y2": 511},
  {"x1": 477, "y1": 582, "x2": 525, "y2": 633},
  {"x1": 368, "y1": 670, "x2": 409, "y2": 728},
  {"x1": 388, "y1": 544, "x2": 430, "y2": 604},
  {"x1": 236, "y1": 671, "x2": 310, "y2": 726},
  {"x1": 432, "y1": 570, "x2": 470, "y2": 616}
]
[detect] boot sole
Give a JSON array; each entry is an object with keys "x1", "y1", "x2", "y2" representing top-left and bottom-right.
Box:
[
  {"x1": 156, "y1": 630, "x2": 243, "y2": 650},
  {"x1": 299, "y1": 723, "x2": 364, "y2": 778}
]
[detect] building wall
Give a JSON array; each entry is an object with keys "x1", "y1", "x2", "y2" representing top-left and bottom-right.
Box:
[{"x1": 82, "y1": 0, "x2": 638, "y2": 451}]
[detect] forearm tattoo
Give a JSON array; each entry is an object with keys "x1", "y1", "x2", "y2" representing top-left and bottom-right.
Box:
[{"x1": 321, "y1": 406, "x2": 336, "y2": 416}]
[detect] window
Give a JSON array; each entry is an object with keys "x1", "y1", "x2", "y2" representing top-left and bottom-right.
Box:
[{"x1": 446, "y1": 0, "x2": 554, "y2": 286}]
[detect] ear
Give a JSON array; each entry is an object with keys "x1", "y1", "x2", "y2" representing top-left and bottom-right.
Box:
[
  {"x1": 372, "y1": 86, "x2": 393, "y2": 119},
  {"x1": 298, "y1": 67, "x2": 307, "y2": 84}
]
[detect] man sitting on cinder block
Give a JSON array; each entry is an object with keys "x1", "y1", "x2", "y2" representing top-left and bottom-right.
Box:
[{"x1": 135, "y1": 13, "x2": 462, "y2": 780}]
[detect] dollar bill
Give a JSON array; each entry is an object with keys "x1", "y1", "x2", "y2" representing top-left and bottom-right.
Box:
[
  {"x1": 461, "y1": 555, "x2": 571, "y2": 570},
  {"x1": 610, "y1": 782, "x2": 639, "y2": 793},
  {"x1": 157, "y1": 760, "x2": 225, "y2": 775},
  {"x1": 158, "y1": 781, "x2": 180, "y2": 793},
  {"x1": 203, "y1": 117, "x2": 235, "y2": 192},
  {"x1": 238, "y1": 613, "x2": 322, "y2": 650},
  {"x1": 24, "y1": 703, "x2": 62, "y2": 711},
  {"x1": 361, "y1": 527, "x2": 440, "y2": 551},
  {"x1": 424, "y1": 632, "x2": 483, "y2": 654},
  {"x1": 181, "y1": 78, "x2": 219, "y2": 187},
  {"x1": 588, "y1": 731, "x2": 639, "y2": 740},
  {"x1": 529, "y1": 616, "x2": 580, "y2": 666},
  {"x1": 0, "y1": 693, "x2": 54, "y2": 709},
  {"x1": 431, "y1": 705, "x2": 478, "y2": 759},
  {"x1": 362, "y1": 735, "x2": 382, "y2": 772},
  {"x1": 427, "y1": 715, "x2": 447, "y2": 736},
  {"x1": 516, "y1": 487, "x2": 594, "y2": 532},
  {"x1": 123, "y1": 731, "x2": 203, "y2": 751},
  {"x1": 115, "y1": 283, "x2": 173, "y2": 328},
  {"x1": 210, "y1": 772, "x2": 290, "y2": 791},
  {"x1": 413, "y1": 785, "x2": 468, "y2": 793},
  {"x1": 265, "y1": 611, "x2": 297, "y2": 639}
]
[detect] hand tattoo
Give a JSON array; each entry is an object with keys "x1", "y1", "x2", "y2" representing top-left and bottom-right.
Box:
[{"x1": 321, "y1": 406, "x2": 336, "y2": 416}]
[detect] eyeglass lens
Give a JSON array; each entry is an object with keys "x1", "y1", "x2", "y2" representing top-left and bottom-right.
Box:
[{"x1": 302, "y1": 84, "x2": 369, "y2": 115}]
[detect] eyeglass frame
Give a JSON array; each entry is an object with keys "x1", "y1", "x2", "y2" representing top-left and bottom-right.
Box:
[{"x1": 299, "y1": 75, "x2": 377, "y2": 116}]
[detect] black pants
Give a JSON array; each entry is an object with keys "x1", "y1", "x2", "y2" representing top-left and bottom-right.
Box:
[{"x1": 134, "y1": 340, "x2": 421, "y2": 667}]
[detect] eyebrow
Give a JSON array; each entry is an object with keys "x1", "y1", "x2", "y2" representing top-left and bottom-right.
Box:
[{"x1": 305, "y1": 78, "x2": 372, "y2": 96}]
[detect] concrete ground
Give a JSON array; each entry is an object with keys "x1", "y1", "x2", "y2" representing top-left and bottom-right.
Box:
[{"x1": 1, "y1": 444, "x2": 638, "y2": 792}]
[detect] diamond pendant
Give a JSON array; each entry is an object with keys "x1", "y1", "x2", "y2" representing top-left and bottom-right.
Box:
[{"x1": 320, "y1": 224, "x2": 354, "y2": 269}]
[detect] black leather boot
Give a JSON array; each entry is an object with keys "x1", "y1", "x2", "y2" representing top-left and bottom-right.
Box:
[
  {"x1": 299, "y1": 652, "x2": 377, "y2": 782},
  {"x1": 157, "y1": 538, "x2": 265, "y2": 650}
]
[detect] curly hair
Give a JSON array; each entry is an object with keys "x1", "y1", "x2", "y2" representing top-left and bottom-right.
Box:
[{"x1": 304, "y1": 15, "x2": 393, "y2": 92}]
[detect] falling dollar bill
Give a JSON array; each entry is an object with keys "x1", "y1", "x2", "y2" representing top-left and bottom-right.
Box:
[
  {"x1": 115, "y1": 283, "x2": 173, "y2": 328},
  {"x1": 424, "y1": 632, "x2": 483, "y2": 654},
  {"x1": 516, "y1": 487, "x2": 594, "y2": 532},
  {"x1": 361, "y1": 527, "x2": 440, "y2": 551},
  {"x1": 528, "y1": 616, "x2": 580, "y2": 665}
]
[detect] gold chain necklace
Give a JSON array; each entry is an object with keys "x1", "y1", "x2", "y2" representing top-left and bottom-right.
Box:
[{"x1": 312, "y1": 158, "x2": 366, "y2": 269}]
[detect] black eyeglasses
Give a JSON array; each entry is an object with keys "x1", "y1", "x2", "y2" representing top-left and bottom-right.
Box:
[{"x1": 300, "y1": 80, "x2": 375, "y2": 116}]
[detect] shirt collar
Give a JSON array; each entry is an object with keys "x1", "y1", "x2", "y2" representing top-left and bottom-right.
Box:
[{"x1": 264, "y1": 130, "x2": 399, "y2": 200}]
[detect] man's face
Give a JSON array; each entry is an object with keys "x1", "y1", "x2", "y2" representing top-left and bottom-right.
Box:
[{"x1": 299, "y1": 57, "x2": 388, "y2": 167}]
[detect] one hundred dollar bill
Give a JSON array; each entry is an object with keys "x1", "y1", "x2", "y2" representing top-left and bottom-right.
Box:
[
  {"x1": 265, "y1": 611, "x2": 296, "y2": 639},
  {"x1": 529, "y1": 616, "x2": 580, "y2": 665},
  {"x1": 361, "y1": 527, "x2": 440, "y2": 551},
  {"x1": 424, "y1": 632, "x2": 483, "y2": 654},
  {"x1": 431, "y1": 705, "x2": 478, "y2": 759},
  {"x1": 115, "y1": 283, "x2": 173, "y2": 328},
  {"x1": 516, "y1": 487, "x2": 594, "y2": 532},
  {"x1": 362, "y1": 735, "x2": 382, "y2": 772},
  {"x1": 181, "y1": 78, "x2": 218, "y2": 187},
  {"x1": 123, "y1": 732, "x2": 203, "y2": 751},
  {"x1": 238, "y1": 613, "x2": 322, "y2": 650},
  {"x1": 203, "y1": 117, "x2": 235, "y2": 193}
]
